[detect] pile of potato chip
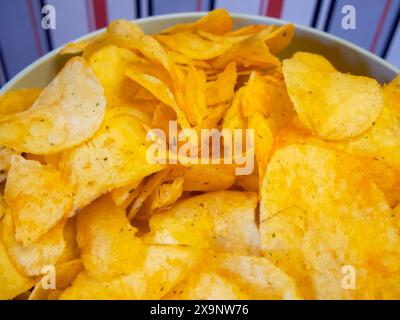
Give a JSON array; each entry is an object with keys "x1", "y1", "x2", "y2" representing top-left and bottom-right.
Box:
[{"x1": 1, "y1": 9, "x2": 400, "y2": 300}]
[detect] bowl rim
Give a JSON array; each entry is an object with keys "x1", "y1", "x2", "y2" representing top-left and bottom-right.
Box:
[{"x1": 1, "y1": 11, "x2": 398, "y2": 93}]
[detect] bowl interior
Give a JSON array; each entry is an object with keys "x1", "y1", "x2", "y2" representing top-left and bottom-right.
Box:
[{"x1": 1, "y1": 12, "x2": 398, "y2": 93}]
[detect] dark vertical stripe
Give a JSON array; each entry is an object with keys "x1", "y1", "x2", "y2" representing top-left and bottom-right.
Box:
[
  {"x1": 323, "y1": 0, "x2": 337, "y2": 32},
  {"x1": 266, "y1": 0, "x2": 284, "y2": 18},
  {"x1": 27, "y1": 0, "x2": 44, "y2": 56},
  {"x1": 382, "y1": 4, "x2": 400, "y2": 58},
  {"x1": 136, "y1": 0, "x2": 142, "y2": 18},
  {"x1": 370, "y1": 0, "x2": 392, "y2": 53},
  {"x1": 148, "y1": 0, "x2": 153, "y2": 16},
  {"x1": 39, "y1": 0, "x2": 53, "y2": 51},
  {"x1": 0, "y1": 44, "x2": 9, "y2": 82},
  {"x1": 311, "y1": 0, "x2": 323, "y2": 28},
  {"x1": 209, "y1": 0, "x2": 215, "y2": 11},
  {"x1": 93, "y1": 0, "x2": 108, "y2": 29}
]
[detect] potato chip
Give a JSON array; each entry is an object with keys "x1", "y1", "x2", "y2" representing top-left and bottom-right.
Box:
[
  {"x1": 0, "y1": 88, "x2": 41, "y2": 116},
  {"x1": 110, "y1": 178, "x2": 142, "y2": 207},
  {"x1": 0, "y1": 57, "x2": 106, "y2": 154},
  {"x1": 126, "y1": 67, "x2": 190, "y2": 128},
  {"x1": 57, "y1": 217, "x2": 80, "y2": 264},
  {"x1": 206, "y1": 62, "x2": 237, "y2": 106},
  {"x1": 76, "y1": 196, "x2": 143, "y2": 280},
  {"x1": 60, "y1": 35, "x2": 101, "y2": 55},
  {"x1": 60, "y1": 108, "x2": 164, "y2": 214},
  {"x1": 5, "y1": 155, "x2": 73, "y2": 246},
  {"x1": 283, "y1": 52, "x2": 384, "y2": 140},
  {"x1": 183, "y1": 65, "x2": 207, "y2": 126},
  {"x1": 260, "y1": 144, "x2": 400, "y2": 299},
  {"x1": 383, "y1": 74, "x2": 400, "y2": 120},
  {"x1": 264, "y1": 24, "x2": 295, "y2": 55},
  {"x1": 59, "y1": 245, "x2": 205, "y2": 300},
  {"x1": 248, "y1": 112, "x2": 274, "y2": 179},
  {"x1": 161, "y1": 9, "x2": 233, "y2": 35},
  {"x1": 222, "y1": 88, "x2": 246, "y2": 130},
  {"x1": 28, "y1": 259, "x2": 83, "y2": 300},
  {"x1": 0, "y1": 146, "x2": 20, "y2": 183},
  {"x1": 156, "y1": 32, "x2": 232, "y2": 60},
  {"x1": 145, "y1": 191, "x2": 260, "y2": 255},
  {"x1": 2, "y1": 213, "x2": 65, "y2": 277},
  {"x1": 212, "y1": 28, "x2": 281, "y2": 70},
  {"x1": 89, "y1": 45, "x2": 145, "y2": 106},
  {"x1": 0, "y1": 214, "x2": 34, "y2": 300},
  {"x1": 183, "y1": 164, "x2": 236, "y2": 191}
]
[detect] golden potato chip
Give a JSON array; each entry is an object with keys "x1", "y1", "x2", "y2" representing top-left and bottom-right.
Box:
[
  {"x1": 110, "y1": 178, "x2": 142, "y2": 207},
  {"x1": 61, "y1": 108, "x2": 164, "y2": 214},
  {"x1": 29, "y1": 259, "x2": 83, "y2": 300},
  {"x1": 212, "y1": 28, "x2": 281, "y2": 70},
  {"x1": 59, "y1": 245, "x2": 205, "y2": 300},
  {"x1": 2, "y1": 213, "x2": 65, "y2": 277},
  {"x1": 89, "y1": 45, "x2": 144, "y2": 106},
  {"x1": 5, "y1": 155, "x2": 73, "y2": 246},
  {"x1": 145, "y1": 191, "x2": 260, "y2": 255},
  {"x1": 283, "y1": 52, "x2": 384, "y2": 140},
  {"x1": 0, "y1": 146, "x2": 20, "y2": 183},
  {"x1": 126, "y1": 67, "x2": 190, "y2": 128},
  {"x1": 183, "y1": 65, "x2": 207, "y2": 126},
  {"x1": 384, "y1": 74, "x2": 400, "y2": 119},
  {"x1": 156, "y1": 32, "x2": 232, "y2": 60},
  {"x1": 248, "y1": 112, "x2": 274, "y2": 179},
  {"x1": 260, "y1": 144, "x2": 400, "y2": 299},
  {"x1": 183, "y1": 164, "x2": 236, "y2": 191},
  {"x1": 57, "y1": 217, "x2": 79, "y2": 264},
  {"x1": 235, "y1": 171, "x2": 259, "y2": 192},
  {"x1": 264, "y1": 24, "x2": 295, "y2": 54},
  {"x1": 161, "y1": 9, "x2": 233, "y2": 35},
  {"x1": 0, "y1": 57, "x2": 106, "y2": 154},
  {"x1": 206, "y1": 62, "x2": 237, "y2": 106},
  {"x1": 0, "y1": 88, "x2": 41, "y2": 116},
  {"x1": 222, "y1": 88, "x2": 246, "y2": 130},
  {"x1": 76, "y1": 196, "x2": 143, "y2": 280},
  {"x1": 60, "y1": 35, "x2": 102, "y2": 55},
  {"x1": 165, "y1": 266, "x2": 249, "y2": 300},
  {"x1": 0, "y1": 215, "x2": 34, "y2": 300}
]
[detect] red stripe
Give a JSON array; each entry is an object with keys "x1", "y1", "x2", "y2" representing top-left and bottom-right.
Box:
[
  {"x1": 196, "y1": 0, "x2": 202, "y2": 11},
  {"x1": 27, "y1": 0, "x2": 44, "y2": 56},
  {"x1": 266, "y1": 0, "x2": 284, "y2": 18},
  {"x1": 370, "y1": 0, "x2": 392, "y2": 53},
  {"x1": 92, "y1": 0, "x2": 108, "y2": 29}
]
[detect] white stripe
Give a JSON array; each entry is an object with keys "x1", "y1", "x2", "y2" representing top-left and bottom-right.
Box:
[
  {"x1": 281, "y1": 0, "x2": 316, "y2": 26},
  {"x1": 107, "y1": 0, "x2": 136, "y2": 21},
  {"x1": 46, "y1": 0, "x2": 90, "y2": 48},
  {"x1": 386, "y1": 24, "x2": 400, "y2": 69},
  {"x1": 316, "y1": 0, "x2": 332, "y2": 29},
  {"x1": 216, "y1": 0, "x2": 261, "y2": 15}
]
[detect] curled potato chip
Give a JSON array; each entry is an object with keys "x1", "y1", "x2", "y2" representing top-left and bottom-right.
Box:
[
  {"x1": 126, "y1": 68, "x2": 190, "y2": 128},
  {"x1": 183, "y1": 164, "x2": 236, "y2": 191},
  {"x1": 212, "y1": 28, "x2": 281, "y2": 70},
  {"x1": 283, "y1": 52, "x2": 384, "y2": 140},
  {"x1": 161, "y1": 9, "x2": 233, "y2": 35},
  {"x1": 248, "y1": 112, "x2": 274, "y2": 180},
  {"x1": 0, "y1": 215, "x2": 34, "y2": 300},
  {"x1": 89, "y1": 45, "x2": 145, "y2": 106},
  {"x1": 2, "y1": 213, "x2": 65, "y2": 277},
  {"x1": 0, "y1": 88, "x2": 41, "y2": 116},
  {"x1": 260, "y1": 144, "x2": 400, "y2": 299},
  {"x1": 0, "y1": 146, "x2": 20, "y2": 183},
  {"x1": 76, "y1": 196, "x2": 143, "y2": 280},
  {"x1": 156, "y1": 32, "x2": 232, "y2": 60},
  {"x1": 57, "y1": 217, "x2": 80, "y2": 264},
  {"x1": 61, "y1": 108, "x2": 164, "y2": 214},
  {"x1": 183, "y1": 65, "x2": 207, "y2": 126},
  {"x1": 264, "y1": 24, "x2": 295, "y2": 54},
  {"x1": 145, "y1": 191, "x2": 260, "y2": 255},
  {"x1": 0, "y1": 57, "x2": 106, "y2": 154},
  {"x1": 110, "y1": 178, "x2": 142, "y2": 207},
  {"x1": 5, "y1": 155, "x2": 73, "y2": 246},
  {"x1": 29, "y1": 259, "x2": 83, "y2": 300},
  {"x1": 206, "y1": 62, "x2": 237, "y2": 106},
  {"x1": 59, "y1": 245, "x2": 205, "y2": 300},
  {"x1": 222, "y1": 88, "x2": 246, "y2": 130}
]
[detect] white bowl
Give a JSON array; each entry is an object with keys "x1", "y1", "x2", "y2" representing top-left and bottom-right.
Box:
[{"x1": 0, "y1": 12, "x2": 398, "y2": 94}]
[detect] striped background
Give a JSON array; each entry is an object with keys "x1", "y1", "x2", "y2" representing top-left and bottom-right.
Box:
[{"x1": 0, "y1": 0, "x2": 399, "y2": 88}]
